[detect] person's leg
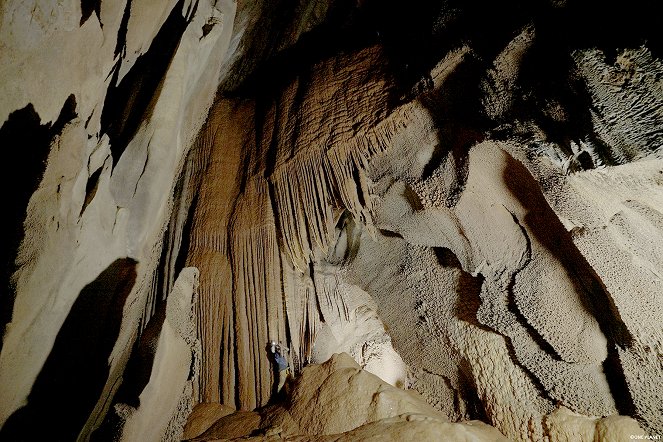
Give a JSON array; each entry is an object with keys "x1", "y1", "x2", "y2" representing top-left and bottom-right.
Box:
[{"x1": 277, "y1": 368, "x2": 288, "y2": 392}]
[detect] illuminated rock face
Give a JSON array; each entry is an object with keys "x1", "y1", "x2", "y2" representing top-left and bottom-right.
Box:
[{"x1": 0, "y1": 1, "x2": 661, "y2": 440}]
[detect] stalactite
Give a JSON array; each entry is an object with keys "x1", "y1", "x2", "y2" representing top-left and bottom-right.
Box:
[
  {"x1": 184, "y1": 101, "x2": 250, "y2": 405},
  {"x1": 187, "y1": 46, "x2": 422, "y2": 409},
  {"x1": 315, "y1": 272, "x2": 350, "y2": 324},
  {"x1": 230, "y1": 178, "x2": 286, "y2": 408},
  {"x1": 269, "y1": 102, "x2": 418, "y2": 272},
  {"x1": 282, "y1": 262, "x2": 320, "y2": 371}
]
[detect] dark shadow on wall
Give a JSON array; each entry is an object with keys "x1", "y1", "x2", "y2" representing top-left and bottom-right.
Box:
[
  {"x1": 0, "y1": 95, "x2": 77, "y2": 354},
  {"x1": 501, "y1": 154, "x2": 636, "y2": 415},
  {"x1": 228, "y1": 0, "x2": 382, "y2": 98},
  {"x1": 100, "y1": 0, "x2": 196, "y2": 168},
  {"x1": 417, "y1": 56, "x2": 486, "y2": 203},
  {"x1": 0, "y1": 258, "x2": 137, "y2": 441},
  {"x1": 80, "y1": 0, "x2": 102, "y2": 26},
  {"x1": 457, "y1": 357, "x2": 488, "y2": 422},
  {"x1": 433, "y1": 247, "x2": 487, "y2": 332},
  {"x1": 90, "y1": 296, "x2": 167, "y2": 442},
  {"x1": 369, "y1": 0, "x2": 662, "y2": 174}
]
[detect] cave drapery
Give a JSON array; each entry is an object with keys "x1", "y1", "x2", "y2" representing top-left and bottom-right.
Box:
[{"x1": 0, "y1": 0, "x2": 661, "y2": 440}]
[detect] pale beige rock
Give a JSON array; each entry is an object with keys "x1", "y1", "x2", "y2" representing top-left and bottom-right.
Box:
[
  {"x1": 544, "y1": 407, "x2": 597, "y2": 442},
  {"x1": 0, "y1": 0, "x2": 239, "y2": 438},
  {"x1": 595, "y1": 414, "x2": 645, "y2": 442},
  {"x1": 238, "y1": 418, "x2": 508, "y2": 441},
  {"x1": 189, "y1": 353, "x2": 509, "y2": 441},
  {"x1": 306, "y1": 417, "x2": 509, "y2": 442},
  {"x1": 2, "y1": 2, "x2": 662, "y2": 441},
  {"x1": 192, "y1": 410, "x2": 262, "y2": 441},
  {"x1": 543, "y1": 406, "x2": 645, "y2": 442},
  {"x1": 116, "y1": 267, "x2": 200, "y2": 442},
  {"x1": 286, "y1": 353, "x2": 439, "y2": 435},
  {"x1": 183, "y1": 404, "x2": 236, "y2": 440}
]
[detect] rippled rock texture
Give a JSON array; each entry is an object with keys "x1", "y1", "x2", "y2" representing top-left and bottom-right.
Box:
[{"x1": 0, "y1": 0, "x2": 661, "y2": 440}]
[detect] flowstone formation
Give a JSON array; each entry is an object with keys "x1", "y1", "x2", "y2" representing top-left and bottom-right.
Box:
[{"x1": 0, "y1": 0, "x2": 661, "y2": 441}]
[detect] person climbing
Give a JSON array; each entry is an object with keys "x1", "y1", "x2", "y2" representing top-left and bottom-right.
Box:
[{"x1": 267, "y1": 340, "x2": 289, "y2": 396}]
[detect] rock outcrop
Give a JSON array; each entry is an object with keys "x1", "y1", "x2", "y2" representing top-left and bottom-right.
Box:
[
  {"x1": 185, "y1": 353, "x2": 509, "y2": 441},
  {"x1": 184, "y1": 354, "x2": 644, "y2": 442},
  {"x1": 1, "y1": 0, "x2": 661, "y2": 441}
]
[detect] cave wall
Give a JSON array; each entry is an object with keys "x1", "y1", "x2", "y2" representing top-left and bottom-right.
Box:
[
  {"x1": 0, "y1": 0, "x2": 340, "y2": 438},
  {"x1": 0, "y1": 0, "x2": 237, "y2": 437},
  {"x1": 181, "y1": 1, "x2": 662, "y2": 439},
  {"x1": 1, "y1": 0, "x2": 662, "y2": 441}
]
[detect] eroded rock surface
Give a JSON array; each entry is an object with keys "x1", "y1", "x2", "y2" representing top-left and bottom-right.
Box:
[
  {"x1": 187, "y1": 353, "x2": 509, "y2": 441},
  {"x1": 1, "y1": 0, "x2": 661, "y2": 441}
]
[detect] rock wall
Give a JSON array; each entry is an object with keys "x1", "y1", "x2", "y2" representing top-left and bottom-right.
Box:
[
  {"x1": 180, "y1": 2, "x2": 662, "y2": 439},
  {"x1": 0, "y1": 0, "x2": 339, "y2": 438},
  {"x1": 184, "y1": 353, "x2": 643, "y2": 442},
  {"x1": 1, "y1": 1, "x2": 661, "y2": 441},
  {"x1": 0, "y1": 0, "x2": 238, "y2": 438},
  {"x1": 186, "y1": 353, "x2": 510, "y2": 441}
]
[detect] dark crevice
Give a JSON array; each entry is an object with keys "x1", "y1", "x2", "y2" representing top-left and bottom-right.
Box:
[
  {"x1": 402, "y1": 184, "x2": 424, "y2": 211},
  {"x1": 0, "y1": 95, "x2": 77, "y2": 353},
  {"x1": 284, "y1": 71, "x2": 312, "y2": 163},
  {"x1": 433, "y1": 247, "x2": 462, "y2": 269},
  {"x1": 325, "y1": 211, "x2": 360, "y2": 265},
  {"x1": 418, "y1": 55, "x2": 486, "y2": 186},
  {"x1": 308, "y1": 262, "x2": 324, "y2": 326},
  {"x1": 283, "y1": 305, "x2": 297, "y2": 374},
  {"x1": 434, "y1": 247, "x2": 489, "y2": 333},
  {"x1": 233, "y1": 108, "x2": 256, "y2": 196},
  {"x1": 232, "y1": 298, "x2": 241, "y2": 409},
  {"x1": 132, "y1": 143, "x2": 150, "y2": 197},
  {"x1": 502, "y1": 153, "x2": 636, "y2": 412},
  {"x1": 91, "y1": 298, "x2": 167, "y2": 442},
  {"x1": 379, "y1": 229, "x2": 403, "y2": 239},
  {"x1": 80, "y1": 0, "x2": 102, "y2": 27},
  {"x1": 201, "y1": 20, "x2": 215, "y2": 39},
  {"x1": 225, "y1": 194, "x2": 243, "y2": 409},
  {"x1": 351, "y1": 167, "x2": 366, "y2": 209},
  {"x1": 446, "y1": 375, "x2": 461, "y2": 418},
  {"x1": 458, "y1": 358, "x2": 488, "y2": 422},
  {"x1": 1, "y1": 258, "x2": 137, "y2": 441},
  {"x1": 84, "y1": 111, "x2": 94, "y2": 129},
  {"x1": 503, "y1": 155, "x2": 633, "y2": 348},
  {"x1": 80, "y1": 165, "x2": 104, "y2": 217},
  {"x1": 256, "y1": 94, "x2": 280, "y2": 180},
  {"x1": 267, "y1": 181, "x2": 287, "y2": 260},
  {"x1": 421, "y1": 367, "x2": 462, "y2": 416},
  {"x1": 114, "y1": 0, "x2": 132, "y2": 58},
  {"x1": 502, "y1": 207, "x2": 563, "y2": 362},
  {"x1": 51, "y1": 95, "x2": 78, "y2": 137},
  {"x1": 430, "y1": 250, "x2": 559, "y2": 415},
  {"x1": 101, "y1": 0, "x2": 196, "y2": 169},
  {"x1": 155, "y1": 224, "x2": 171, "y2": 303},
  {"x1": 502, "y1": 331, "x2": 557, "y2": 405},
  {"x1": 255, "y1": 65, "x2": 313, "y2": 182},
  {"x1": 174, "y1": 193, "x2": 198, "y2": 283},
  {"x1": 116, "y1": 300, "x2": 166, "y2": 409},
  {"x1": 603, "y1": 345, "x2": 638, "y2": 417},
  {"x1": 505, "y1": 287, "x2": 562, "y2": 362},
  {"x1": 0, "y1": 105, "x2": 51, "y2": 349}
]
